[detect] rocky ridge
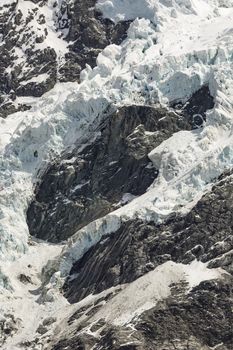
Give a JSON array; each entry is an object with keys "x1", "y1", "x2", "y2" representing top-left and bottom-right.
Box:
[
  {"x1": 27, "y1": 85, "x2": 214, "y2": 242},
  {"x1": 0, "y1": 0, "x2": 130, "y2": 117},
  {"x1": 0, "y1": 1, "x2": 233, "y2": 350}
]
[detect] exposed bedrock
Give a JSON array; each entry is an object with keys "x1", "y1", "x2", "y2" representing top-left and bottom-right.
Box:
[
  {"x1": 27, "y1": 85, "x2": 214, "y2": 242},
  {"x1": 52, "y1": 277, "x2": 233, "y2": 350},
  {"x1": 60, "y1": 0, "x2": 132, "y2": 82},
  {"x1": 0, "y1": 0, "x2": 130, "y2": 117},
  {"x1": 172, "y1": 84, "x2": 214, "y2": 128},
  {"x1": 48, "y1": 171, "x2": 233, "y2": 349},
  {"x1": 27, "y1": 104, "x2": 194, "y2": 242},
  {"x1": 64, "y1": 172, "x2": 233, "y2": 303},
  {"x1": 99, "y1": 279, "x2": 233, "y2": 350}
]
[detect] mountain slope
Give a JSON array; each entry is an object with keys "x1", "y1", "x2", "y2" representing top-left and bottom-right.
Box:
[{"x1": 0, "y1": 0, "x2": 233, "y2": 349}]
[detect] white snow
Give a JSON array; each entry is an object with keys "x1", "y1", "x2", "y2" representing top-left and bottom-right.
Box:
[
  {"x1": 0, "y1": 115, "x2": 24, "y2": 151},
  {"x1": 0, "y1": 82, "x2": 111, "y2": 262},
  {"x1": 56, "y1": 0, "x2": 233, "y2": 275},
  {"x1": 20, "y1": 73, "x2": 50, "y2": 86},
  {"x1": 93, "y1": 260, "x2": 223, "y2": 326},
  {"x1": 0, "y1": 0, "x2": 233, "y2": 347},
  {"x1": 0, "y1": 0, "x2": 16, "y2": 6},
  {"x1": 0, "y1": 241, "x2": 68, "y2": 350},
  {"x1": 54, "y1": 260, "x2": 224, "y2": 335},
  {"x1": 96, "y1": 0, "x2": 213, "y2": 23}
]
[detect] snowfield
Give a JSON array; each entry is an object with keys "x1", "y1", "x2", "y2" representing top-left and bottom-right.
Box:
[{"x1": 0, "y1": 0, "x2": 233, "y2": 347}]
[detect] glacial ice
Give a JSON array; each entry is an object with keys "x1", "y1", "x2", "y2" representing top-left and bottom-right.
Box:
[
  {"x1": 0, "y1": 0, "x2": 233, "y2": 346},
  {"x1": 0, "y1": 0, "x2": 232, "y2": 267},
  {"x1": 55, "y1": 1, "x2": 233, "y2": 277},
  {"x1": 1, "y1": 0, "x2": 233, "y2": 268}
]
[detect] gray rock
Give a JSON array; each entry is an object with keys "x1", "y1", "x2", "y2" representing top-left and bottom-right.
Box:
[
  {"x1": 18, "y1": 273, "x2": 33, "y2": 284},
  {"x1": 51, "y1": 277, "x2": 233, "y2": 350},
  {"x1": 27, "y1": 104, "x2": 192, "y2": 242},
  {"x1": 0, "y1": 0, "x2": 131, "y2": 118},
  {"x1": 63, "y1": 172, "x2": 233, "y2": 303},
  {"x1": 42, "y1": 317, "x2": 57, "y2": 326},
  {"x1": 36, "y1": 324, "x2": 48, "y2": 335},
  {"x1": 172, "y1": 84, "x2": 214, "y2": 128},
  {"x1": 0, "y1": 314, "x2": 22, "y2": 346}
]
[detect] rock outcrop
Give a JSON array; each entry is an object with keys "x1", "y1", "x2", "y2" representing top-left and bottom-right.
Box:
[
  {"x1": 60, "y1": 0, "x2": 131, "y2": 83},
  {"x1": 0, "y1": 0, "x2": 130, "y2": 118},
  {"x1": 47, "y1": 172, "x2": 233, "y2": 350},
  {"x1": 63, "y1": 172, "x2": 233, "y2": 303},
  {"x1": 27, "y1": 104, "x2": 193, "y2": 242},
  {"x1": 52, "y1": 275, "x2": 233, "y2": 350},
  {"x1": 0, "y1": 1, "x2": 230, "y2": 349}
]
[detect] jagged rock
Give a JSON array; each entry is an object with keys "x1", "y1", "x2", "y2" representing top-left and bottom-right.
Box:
[
  {"x1": 0, "y1": 0, "x2": 131, "y2": 118},
  {"x1": 0, "y1": 314, "x2": 22, "y2": 346},
  {"x1": 63, "y1": 173, "x2": 233, "y2": 303},
  {"x1": 59, "y1": 0, "x2": 131, "y2": 76},
  {"x1": 51, "y1": 277, "x2": 233, "y2": 350},
  {"x1": 172, "y1": 85, "x2": 214, "y2": 128},
  {"x1": 42, "y1": 317, "x2": 57, "y2": 326},
  {"x1": 27, "y1": 104, "x2": 193, "y2": 242},
  {"x1": 133, "y1": 278, "x2": 233, "y2": 350},
  {"x1": 18, "y1": 273, "x2": 33, "y2": 284},
  {"x1": 36, "y1": 324, "x2": 48, "y2": 335},
  {"x1": 52, "y1": 333, "x2": 97, "y2": 350},
  {"x1": 60, "y1": 0, "x2": 132, "y2": 82}
]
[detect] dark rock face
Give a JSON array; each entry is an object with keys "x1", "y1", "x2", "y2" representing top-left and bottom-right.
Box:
[
  {"x1": 138, "y1": 279, "x2": 233, "y2": 349},
  {"x1": 51, "y1": 173, "x2": 233, "y2": 349},
  {"x1": 60, "y1": 0, "x2": 132, "y2": 82},
  {"x1": 0, "y1": 1, "x2": 58, "y2": 115},
  {"x1": 0, "y1": 0, "x2": 226, "y2": 349},
  {"x1": 99, "y1": 278, "x2": 233, "y2": 350},
  {"x1": 172, "y1": 85, "x2": 214, "y2": 128},
  {"x1": 52, "y1": 276, "x2": 233, "y2": 350},
  {"x1": 27, "y1": 105, "x2": 193, "y2": 242},
  {"x1": 0, "y1": 0, "x2": 130, "y2": 118},
  {"x1": 64, "y1": 173, "x2": 233, "y2": 303},
  {"x1": 0, "y1": 313, "x2": 22, "y2": 347}
]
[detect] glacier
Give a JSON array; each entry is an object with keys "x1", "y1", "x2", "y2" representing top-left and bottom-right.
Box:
[{"x1": 0, "y1": 0, "x2": 233, "y2": 348}]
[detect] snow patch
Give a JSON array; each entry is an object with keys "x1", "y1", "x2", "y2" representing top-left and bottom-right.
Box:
[
  {"x1": 20, "y1": 73, "x2": 50, "y2": 86},
  {"x1": 74, "y1": 260, "x2": 224, "y2": 327},
  {"x1": 96, "y1": 0, "x2": 215, "y2": 23}
]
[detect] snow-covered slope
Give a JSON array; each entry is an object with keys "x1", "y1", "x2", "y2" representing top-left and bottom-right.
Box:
[
  {"x1": 0, "y1": 0, "x2": 72, "y2": 117},
  {"x1": 0, "y1": 0, "x2": 233, "y2": 349},
  {"x1": 51, "y1": 0, "x2": 233, "y2": 277}
]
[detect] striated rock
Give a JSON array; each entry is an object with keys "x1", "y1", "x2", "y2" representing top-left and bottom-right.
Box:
[
  {"x1": 0, "y1": 0, "x2": 230, "y2": 350},
  {"x1": 132, "y1": 279, "x2": 233, "y2": 350},
  {"x1": 52, "y1": 277, "x2": 233, "y2": 350},
  {"x1": 27, "y1": 104, "x2": 193, "y2": 242},
  {"x1": 64, "y1": 173, "x2": 233, "y2": 303}
]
